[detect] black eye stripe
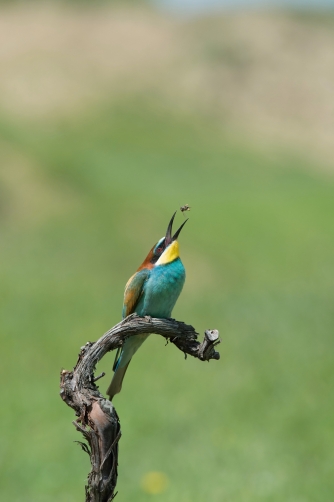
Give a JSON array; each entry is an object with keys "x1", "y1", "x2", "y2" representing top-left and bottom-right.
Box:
[{"x1": 154, "y1": 237, "x2": 166, "y2": 256}]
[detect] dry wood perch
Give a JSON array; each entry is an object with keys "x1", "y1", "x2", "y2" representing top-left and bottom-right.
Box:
[{"x1": 60, "y1": 314, "x2": 220, "y2": 502}]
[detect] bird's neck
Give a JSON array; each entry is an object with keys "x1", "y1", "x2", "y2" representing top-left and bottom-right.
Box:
[
  {"x1": 137, "y1": 247, "x2": 155, "y2": 271},
  {"x1": 155, "y1": 241, "x2": 180, "y2": 266}
]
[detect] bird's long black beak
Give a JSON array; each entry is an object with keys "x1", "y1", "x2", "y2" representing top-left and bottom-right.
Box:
[
  {"x1": 165, "y1": 212, "x2": 188, "y2": 246},
  {"x1": 172, "y1": 219, "x2": 188, "y2": 241},
  {"x1": 165, "y1": 212, "x2": 176, "y2": 246}
]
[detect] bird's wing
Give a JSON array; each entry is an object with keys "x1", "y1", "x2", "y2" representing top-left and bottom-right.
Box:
[
  {"x1": 122, "y1": 268, "x2": 150, "y2": 318},
  {"x1": 112, "y1": 269, "x2": 150, "y2": 373}
]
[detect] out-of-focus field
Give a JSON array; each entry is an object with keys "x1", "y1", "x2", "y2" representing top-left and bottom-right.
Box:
[{"x1": 0, "y1": 3, "x2": 334, "y2": 502}]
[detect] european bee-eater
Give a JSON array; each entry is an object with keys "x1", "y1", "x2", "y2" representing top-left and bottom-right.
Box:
[{"x1": 106, "y1": 212, "x2": 187, "y2": 400}]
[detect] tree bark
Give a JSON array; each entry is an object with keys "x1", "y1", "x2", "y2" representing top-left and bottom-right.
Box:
[{"x1": 60, "y1": 314, "x2": 220, "y2": 502}]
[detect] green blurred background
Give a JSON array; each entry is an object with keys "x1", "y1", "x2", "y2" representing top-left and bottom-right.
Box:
[{"x1": 1, "y1": 1, "x2": 334, "y2": 501}]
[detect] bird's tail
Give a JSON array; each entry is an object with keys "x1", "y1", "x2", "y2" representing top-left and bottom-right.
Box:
[
  {"x1": 106, "y1": 333, "x2": 150, "y2": 400},
  {"x1": 106, "y1": 360, "x2": 131, "y2": 400}
]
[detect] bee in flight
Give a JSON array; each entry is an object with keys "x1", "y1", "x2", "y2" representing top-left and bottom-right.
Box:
[{"x1": 180, "y1": 204, "x2": 191, "y2": 217}]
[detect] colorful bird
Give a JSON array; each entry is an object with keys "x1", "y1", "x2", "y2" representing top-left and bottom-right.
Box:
[{"x1": 106, "y1": 212, "x2": 188, "y2": 400}]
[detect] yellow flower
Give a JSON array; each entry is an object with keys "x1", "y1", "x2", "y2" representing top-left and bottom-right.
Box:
[{"x1": 141, "y1": 471, "x2": 169, "y2": 495}]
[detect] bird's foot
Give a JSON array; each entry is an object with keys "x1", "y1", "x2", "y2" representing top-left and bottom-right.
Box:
[{"x1": 144, "y1": 315, "x2": 152, "y2": 323}]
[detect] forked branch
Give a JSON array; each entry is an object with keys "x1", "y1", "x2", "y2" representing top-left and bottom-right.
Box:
[{"x1": 60, "y1": 314, "x2": 220, "y2": 502}]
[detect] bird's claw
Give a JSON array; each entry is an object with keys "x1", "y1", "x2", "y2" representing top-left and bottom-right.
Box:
[{"x1": 144, "y1": 315, "x2": 152, "y2": 323}]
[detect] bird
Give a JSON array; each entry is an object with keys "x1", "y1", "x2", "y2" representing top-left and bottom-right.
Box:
[{"x1": 106, "y1": 212, "x2": 188, "y2": 400}]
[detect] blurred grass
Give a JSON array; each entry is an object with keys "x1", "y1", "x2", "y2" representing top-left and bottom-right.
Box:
[
  {"x1": 0, "y1": 0, "x2": 147, "y2": 4},
  {"x1": 1, "y1": 93, "x2": 334, "y2": 502}
]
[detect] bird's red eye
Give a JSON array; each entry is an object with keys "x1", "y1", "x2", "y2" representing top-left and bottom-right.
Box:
[{"x1": 157, "y1": 247, "x2": 162, "y2": 253}]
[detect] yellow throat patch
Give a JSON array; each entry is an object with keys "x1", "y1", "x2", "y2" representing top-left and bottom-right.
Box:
[{"x1": 156, "y1": 241, "x2": 179, "y2": 266}]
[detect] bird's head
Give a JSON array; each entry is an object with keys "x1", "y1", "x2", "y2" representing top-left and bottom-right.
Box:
[{"x1": 138, "y1": 212, "x2": 188, "y2": 270}]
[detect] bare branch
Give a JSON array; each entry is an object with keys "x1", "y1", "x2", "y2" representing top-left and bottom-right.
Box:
[{"x1": 60, "y1": 314, "x2": 220, "y2": 502}]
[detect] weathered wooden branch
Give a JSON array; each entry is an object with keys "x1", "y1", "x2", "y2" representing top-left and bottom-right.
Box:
[{"x1": 60, "y1": 314, "x2": 220, "y2": 502}]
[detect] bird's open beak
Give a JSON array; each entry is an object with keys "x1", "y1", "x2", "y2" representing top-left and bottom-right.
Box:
[
  {"x1": 173, "y1": 218, "x2": 188, "y2": 241},
  {"x1": 165, "y1": 212, "x2": 188, "y2": 246}
]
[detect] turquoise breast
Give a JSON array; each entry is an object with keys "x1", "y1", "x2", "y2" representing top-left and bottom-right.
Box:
[{"x1": 136, "y1": 258, "x2": 185, "y2": 318}]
